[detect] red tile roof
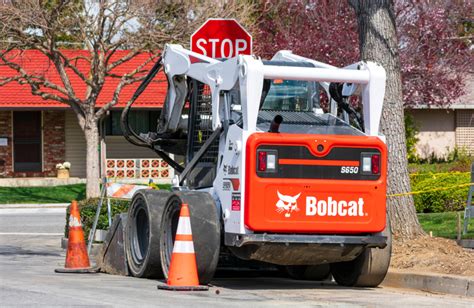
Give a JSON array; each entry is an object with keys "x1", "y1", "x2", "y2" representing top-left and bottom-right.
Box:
[{"x1": 0, "y1": 50, "x2": 167, "y2": 108}]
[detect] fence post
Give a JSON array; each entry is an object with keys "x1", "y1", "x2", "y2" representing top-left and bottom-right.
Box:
[{"x1": 462, "y1": 163, "x2": 474, "y2": 235}]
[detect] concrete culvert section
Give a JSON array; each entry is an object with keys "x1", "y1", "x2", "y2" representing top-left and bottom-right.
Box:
[
  {"x1": 159, "y1": 191, "x2": 221, "y2": 285},
  {"x1": 125, "y1": 190, "x2": 171, "y2": 278}
]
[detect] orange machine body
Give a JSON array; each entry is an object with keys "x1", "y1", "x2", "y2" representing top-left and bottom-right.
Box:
[{"x1": 244, "y1": 133, "x2": 387, "y2": 234}]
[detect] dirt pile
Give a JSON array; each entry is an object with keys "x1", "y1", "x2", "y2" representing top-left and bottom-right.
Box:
[{"x1": 391, "y1": 236, "x2": 474, "y2": 276}]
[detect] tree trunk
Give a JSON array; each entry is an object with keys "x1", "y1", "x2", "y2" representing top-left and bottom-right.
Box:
[
  {"x1": 349, "y1": 0, "x2": 424, "y2": 238},
  {"x1": 83, "y1": 119, "x2": 101, "y2": 198}
]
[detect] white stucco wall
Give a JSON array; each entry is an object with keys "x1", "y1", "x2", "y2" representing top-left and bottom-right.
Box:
[
  {"x1": 65, "y1": 110, "x2": 160, "y2": 178},
  {"x1": 408, "y1": 109, "x2": 456, "y2": 159}
]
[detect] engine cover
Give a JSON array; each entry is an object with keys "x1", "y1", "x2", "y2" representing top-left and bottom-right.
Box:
[{"x1": 244, "y1": 133, "x2": 387, "y2": 233}]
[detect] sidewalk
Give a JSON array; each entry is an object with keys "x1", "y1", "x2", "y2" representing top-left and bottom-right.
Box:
[
  {"x1": 0, "y1": 203, "x2": 68, "y2": 214},
  {"x1": 0, "y1": 203, "x2": 69, "y2": 208},
  {"x1": 0, "y1": 177, "x2": 85, "y2": 187}
]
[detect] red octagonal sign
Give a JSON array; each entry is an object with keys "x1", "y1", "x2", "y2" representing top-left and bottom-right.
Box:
[{"x1": 191, "y1": 19, "x2": 252, "y2": 59}]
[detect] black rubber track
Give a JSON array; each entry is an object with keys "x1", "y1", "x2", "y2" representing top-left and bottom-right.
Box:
[
  {"x1": 160, "y1": 191, "x2": 221, "y2": 285},
  {"x1": 331, "y1": 213, "x2": 392, "y2": 287},
  {"x1": 125, "y1": 190, "x2": 171, "y2": 278}
]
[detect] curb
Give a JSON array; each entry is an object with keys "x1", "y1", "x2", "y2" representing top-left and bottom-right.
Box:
[{"x1": 383, "y1": 269, "x2": 474, "y2": 297}]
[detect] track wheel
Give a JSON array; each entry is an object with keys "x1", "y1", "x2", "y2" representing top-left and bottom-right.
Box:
[
  {"x1": 125, "y1": 190, "x2": 171, "y2": 278},
  {"x1": 283, "y1": 264, "x2": 331, "y2": 281},
  {"x1": 331, "y1": 214, "x2": 392, "y2": 287},
  {"x1": 160, "y1": 191, "x2": 221, "y2": 285}
]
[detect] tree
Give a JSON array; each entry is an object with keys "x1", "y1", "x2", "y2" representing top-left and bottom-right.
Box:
[
  {"x1": 255, "y1": 0, "x2": 359, "y2": 66},
  {"x1": 396, "y1": 0, "x2": 472, "y2": 107},
  {"x1": 348, "y1": 0, "x2": 423, "y2": 238},
  {"x1": 256, "y1": 1, "x2": 472, "y2": 107},
  {"x1": 0, "y1": 0, "x2": 256, "y2": 198},
  {"x1": 255, "y1": 0, "x2": 471, "y2": 238}
]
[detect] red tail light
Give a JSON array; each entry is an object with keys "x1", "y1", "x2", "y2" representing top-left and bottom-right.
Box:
[
  {"x1": 258, "y1": 151, "x2": 267, "y2": 171},
  {"x1": 371, "y1": 154, "x2": 380, "y2": 174}
]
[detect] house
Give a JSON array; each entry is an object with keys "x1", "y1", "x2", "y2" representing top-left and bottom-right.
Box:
[
  {"x1": 406, "y1": 76, "x2": 474, "y2": 159},
  {"x1": 0, "y1": 50, "x2": 171, "y2": 180}
]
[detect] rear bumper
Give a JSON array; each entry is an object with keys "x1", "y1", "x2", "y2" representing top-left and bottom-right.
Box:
[{"x1": 225, "y1": 232, "x2": 387, "y2": 249}]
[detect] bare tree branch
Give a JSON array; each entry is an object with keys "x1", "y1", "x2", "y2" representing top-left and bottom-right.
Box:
[
  {"x1": 0, "y1": 50, "x2": 74, "y2": 100},
  {"x1": 106, "y1": 49, "x2": 141, "y2": 71},
  {"x1": 57, "y1": 53, "x2": 93, "y2": 86},
  {"x1": 0, "y1": 0, "x2": 258, "y2": 198},
  {"x1": 96, "y1": 53, "x2": 160, "y2": 118},
  {"x1": 0, "y1": 76, "x2": 19, "y2": 86}
]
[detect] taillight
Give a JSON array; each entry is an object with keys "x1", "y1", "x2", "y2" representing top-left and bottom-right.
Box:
[
  {"x1": 258, "y1": 151, "x2": 267, "y2": 171},
  {"x1": 371, "y1": 154, "x2": 380, "y2": 174},
  {"x1": 257, "y1": 149, "x2": 278, "y2": 173},
  {"x1": 361, "y1": 152, "x2": 381, "y2": 175}
]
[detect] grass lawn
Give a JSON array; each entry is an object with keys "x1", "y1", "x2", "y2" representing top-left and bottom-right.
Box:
[
  {"x1": 418, "y1": 211, "x2": 474, "y2": 239},
  {"x1": 408, "y1": 161, "x2": 472, "y2": 174},
  {"x1": 0, "y1": 183, "x2": 172, "y2": 204},
  {"x1": 0, "y1": 184, "x2": 86, "y2": 204}
]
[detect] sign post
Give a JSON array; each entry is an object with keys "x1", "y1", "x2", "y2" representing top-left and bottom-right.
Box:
[{"x1": 190, "y1": 19, "x2": 252, "y2": 59}]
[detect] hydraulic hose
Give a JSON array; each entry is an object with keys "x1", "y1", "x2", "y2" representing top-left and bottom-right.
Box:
[
  {"x1": 120, "y1": 56, "x2": 163, "y2": 147},
  {"x1": 119, "y1": 56, "x2": 184, "y2": 173}
]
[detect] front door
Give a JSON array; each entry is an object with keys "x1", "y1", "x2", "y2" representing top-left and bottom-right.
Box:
[{"x1": 13, "y1": 111, "x2": 42, "y2": 172}]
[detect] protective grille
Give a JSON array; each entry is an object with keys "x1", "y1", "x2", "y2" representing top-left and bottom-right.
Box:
[
  {"x1": 456, "y1": 110, "x2": 474, "y2": 154},
  {"x1": 191, "y1": 82, "x2": 219, "y2": 163}
]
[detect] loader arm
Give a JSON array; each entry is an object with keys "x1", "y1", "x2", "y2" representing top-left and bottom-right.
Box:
[{"x1": 121, "y1": 44, "x2": 386, "y2": 178}]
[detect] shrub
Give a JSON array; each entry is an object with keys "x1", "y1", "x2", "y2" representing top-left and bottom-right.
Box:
[
  {"x1": 64, "y1": 198, "x2": 130, "y2": 240},
  {"x1": 446, "y1": 147, "x2": 473, "y2": 172},
  {"x1": 64, "y1": 184, "x2": 172, "y2": 239},
  {"x1": 404, "y1": 113, "x2": 420, "y2": 163},
  {"x1": 411, "y1": 172, "x2": 470, "y2": 213}
]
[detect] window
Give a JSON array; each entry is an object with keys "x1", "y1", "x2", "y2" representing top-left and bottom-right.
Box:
[
  {"x1": 261, "y1": 79, "x2": 319, "y2": 112},
  {"x1": 105, "y1": 110, "x2": 160, "y2": 136}
]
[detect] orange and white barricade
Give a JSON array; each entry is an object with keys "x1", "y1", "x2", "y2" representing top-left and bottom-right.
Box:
[{"x1": 106, "y1": 183, "x2": 152, "y2": 200}]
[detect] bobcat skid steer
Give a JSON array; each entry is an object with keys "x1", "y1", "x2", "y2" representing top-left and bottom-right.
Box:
[{"x1": 120, "y1": 44, "x2": 391, "y2": 286}]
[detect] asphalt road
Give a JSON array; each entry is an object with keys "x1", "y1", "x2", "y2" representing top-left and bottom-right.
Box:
[{"x1": 1, "y1": 207, "x2": 473, "y2": 307}]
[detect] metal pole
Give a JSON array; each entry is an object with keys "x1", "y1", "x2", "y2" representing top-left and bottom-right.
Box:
[
  {"x1": 463, "y1": 163, "x2": 474, "y2": 235},
  {"x1": 87, "y1": 177, "x2": 107, "y2": 255},
  {"x1": 107, "y1": 197, "x2": 112, "y2": 228}
]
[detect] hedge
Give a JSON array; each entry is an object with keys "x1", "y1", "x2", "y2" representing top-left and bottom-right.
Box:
[
  {"x1": 64, "y1": 184, "x2": 172, "y2": 239},
  {"x1": 411, "y1": 172, "x2": 471, "y2": 213},
  {"x1": 64, "y1": 198, "x2": 130, "y2": 240}
]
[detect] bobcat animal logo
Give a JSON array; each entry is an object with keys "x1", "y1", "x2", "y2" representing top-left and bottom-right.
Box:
[{"x1": 276, "y1": 191, "x2": 301, "y2": 218}]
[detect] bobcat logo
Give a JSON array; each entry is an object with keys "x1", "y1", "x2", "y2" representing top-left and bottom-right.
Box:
[{"x1": 276, "y1": 191, "x2": 301, "y2": 218}]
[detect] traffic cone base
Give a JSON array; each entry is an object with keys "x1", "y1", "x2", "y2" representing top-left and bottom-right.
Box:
[
  {"x1": 157, "y1": 283, "x2": 209, "y2": 291},
  {"x1": 157, "y1": 203, "x2": 208, "y2": 291},
  {"x1": 55, "y1": 200, "x2": 97, "y2": 274},
  {"x1": 55, "y1": 267, "x2": 98, "y2": 274}
]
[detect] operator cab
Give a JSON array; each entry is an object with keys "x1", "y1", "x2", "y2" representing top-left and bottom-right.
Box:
[
  {"x1": 257, "y1": 78, "x2": 364, "y2": 136},
  {"x1": 229, "y1": 60, "x2": 365, "y2": 137}
]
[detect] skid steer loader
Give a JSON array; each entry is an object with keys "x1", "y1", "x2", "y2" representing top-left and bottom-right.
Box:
[{"x1": 120, "y1": 44, "x2": 391, "y2": 286}]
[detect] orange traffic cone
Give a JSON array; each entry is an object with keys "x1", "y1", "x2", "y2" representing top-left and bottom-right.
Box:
[
  {"x1": 55, "y1": 200, "x2": 96, "y2": 273},
  {"x1": 157, "y1": 203, "x2": 208, "y2": 291}
]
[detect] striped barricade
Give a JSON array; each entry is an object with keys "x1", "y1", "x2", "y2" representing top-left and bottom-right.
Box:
[{"x1": 106, "y1": 183, "x2": 152, "y2": 200}]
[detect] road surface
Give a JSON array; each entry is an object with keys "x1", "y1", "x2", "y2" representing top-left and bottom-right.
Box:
[{"x1": 1, "y1": 207, "x2": 473, "y2": 307}]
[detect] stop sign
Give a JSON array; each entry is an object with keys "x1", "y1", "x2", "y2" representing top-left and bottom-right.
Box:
[{"x1": 191, "y1": 19, "x2": 252, "y2": 59}]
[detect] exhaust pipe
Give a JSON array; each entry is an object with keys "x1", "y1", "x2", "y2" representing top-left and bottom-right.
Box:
[{"x1": 269, "y1": 115, "x2": 283, "y2": 133}]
